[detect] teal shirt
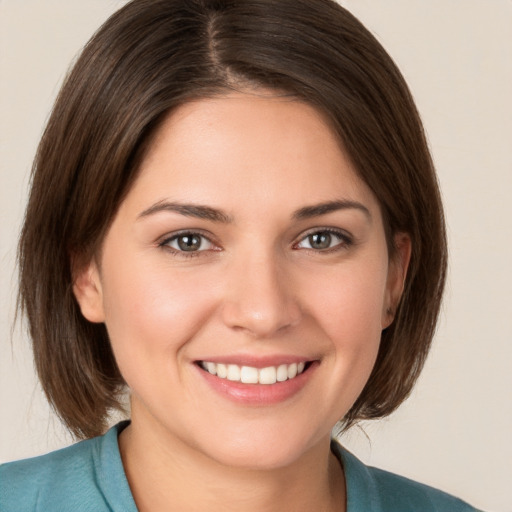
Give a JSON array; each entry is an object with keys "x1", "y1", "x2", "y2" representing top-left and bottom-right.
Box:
[{"x1": 0, "y1": 422, "x2": 481, "y2": 511}]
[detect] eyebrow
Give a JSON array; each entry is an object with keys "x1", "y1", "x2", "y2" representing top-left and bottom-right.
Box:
[
  {"x1": 137, "y1": 198, "x2": 371, "y2": 223},
  {"x1": 138, "y1": 200, "x2": 233, "y2": 223},
  {"x1": 292, "y1": 200, "x2": 371, "y2": 221}
]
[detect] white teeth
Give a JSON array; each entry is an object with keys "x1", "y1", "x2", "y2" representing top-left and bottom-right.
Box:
[
  {"x1": 227, "y1": 364, "x2": 241, "y2": 381},
  {"x1": 205, "y1": 362, "x2": 217, "y2": 375},
  {"x1": 259, "y1": 366, "x2": 277, "y2": 385},
  {"x1": 216, "y1": 363, "x2": 228, "y2": 379},
  {"x1": 287, "y1": 363, "x2": 298, "y2": 379},
  {"x1": 276, "y1": 364, "x2": 288, "y2": 382},
  {"x1": 200, "y1": 361, "x2": 308, "y2": 385},
  {"x1": 240, "y1": 366, "x2": 259, "y2": 384}
]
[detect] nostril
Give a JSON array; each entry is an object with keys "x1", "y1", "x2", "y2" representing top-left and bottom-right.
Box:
[{"x1": 220, "y1": 289, "x2": 303, "y2": 336}]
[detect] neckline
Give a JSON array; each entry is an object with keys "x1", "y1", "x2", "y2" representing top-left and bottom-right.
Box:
[{"x1": 104, "y1": 422, "x2": 377, "y2": 512}]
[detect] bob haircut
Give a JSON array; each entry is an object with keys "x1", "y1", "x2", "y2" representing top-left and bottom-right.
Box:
[{"x1": 18, "y1": 0, "x2": 447, "y2": 439}]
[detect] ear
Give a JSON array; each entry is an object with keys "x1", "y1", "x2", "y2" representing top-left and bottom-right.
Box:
[
  {"x1": 382, "y1": 232, "x2": 411, "y2": 329},
  {"x1": 72, "y1": 258, "x2": 106, "y2": 323}
]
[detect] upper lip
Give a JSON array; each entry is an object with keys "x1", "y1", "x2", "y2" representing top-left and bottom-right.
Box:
[{"x1": 195, "y1": 354, "x2": 316, "y2": 368}]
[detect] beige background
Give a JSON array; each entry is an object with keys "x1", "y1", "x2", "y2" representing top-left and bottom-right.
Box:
[{"x1": 1, "y1": 1, "x2": 511, "y2": 511}]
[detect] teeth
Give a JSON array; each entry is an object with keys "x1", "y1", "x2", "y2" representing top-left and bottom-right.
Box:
[
  {"x1": 276, "y1": 364, "x2": 288, "y2": 382},
  {"x1": 240, "y1": 366, "x2": 259, "y2": 384},
  {"x1": 259, "y1": 366, "x2": 276, "y2": 385},
  {"x1": 227, "y1": 364, "x2": 241, "y2": 381},
  {"x1": 205, "y1": 362, "x2": 217, "y2": 375},
  {"x1": 216, "y1": 364, "x2": 228, "y2": 379},
  {"x1": 200, "y1": 361, "x2": 308, "y2": 384}
]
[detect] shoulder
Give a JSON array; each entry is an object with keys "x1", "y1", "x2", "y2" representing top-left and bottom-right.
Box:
[
  {"x1": 0, "y1": 422, "x2": 135, "y2": 512},
  {"x1": 332, "y1": 441, "x2": 483, "y2": 512},
  {"x1": 0, "y1": 435, "x2": 106, "y2": 512},
  {"x1": 367, "y1": 464, "x2": 481, "y2": 512}
]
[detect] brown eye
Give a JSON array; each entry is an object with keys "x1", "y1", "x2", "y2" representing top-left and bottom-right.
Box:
[
  {"x1": 177, "y1": 234, "x2": 202, "y2": 251},
  {"x1": 162, "y1": 232, "x2": 214, "y2": 252},
  {"x1": 296, "y1": 229, "x2": 352, "y2": 251},
  {"x1": 308, "y1": 232, "x2": 332, "y2": 250}
]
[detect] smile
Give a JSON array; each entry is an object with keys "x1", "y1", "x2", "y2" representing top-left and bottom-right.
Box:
[{"x1": 199, "y1": 361, "x2": 307, "y2": 385}]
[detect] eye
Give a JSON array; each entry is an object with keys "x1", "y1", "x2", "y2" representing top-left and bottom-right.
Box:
[
  {"x1": 161, "y1": 232, "x2": 215, "y2": 253},
  {"x1": 295, "y1": 229, "x2": 351, "y2": 251}
]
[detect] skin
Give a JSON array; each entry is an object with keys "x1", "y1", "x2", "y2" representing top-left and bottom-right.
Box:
[{"x1": 74, "y1": 91, "x2": 410, "y2": 512}]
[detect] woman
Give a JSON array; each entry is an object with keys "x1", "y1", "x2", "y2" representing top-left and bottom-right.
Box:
[{"x1": 0, "y1": 0, "x2": 482, "y2": 510}]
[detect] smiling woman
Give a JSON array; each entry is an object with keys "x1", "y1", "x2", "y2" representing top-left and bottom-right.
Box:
[
  {"x1": 73, "y1": 94, "x2": 404, "y2": 479},
  {"x1": 0, "y1": 0, "x2": 485, "y2": 511}
]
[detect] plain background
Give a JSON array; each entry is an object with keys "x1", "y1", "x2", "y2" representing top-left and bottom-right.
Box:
[{"x1": 0, "y1": 1, "x2": 511, "y2": 511}]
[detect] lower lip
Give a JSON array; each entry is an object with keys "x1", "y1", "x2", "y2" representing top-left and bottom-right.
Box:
[{"x1": 196, "y1": 363, "x2": 317, "y2": 405}]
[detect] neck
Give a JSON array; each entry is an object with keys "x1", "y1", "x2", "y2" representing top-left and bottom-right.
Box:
[{"x1": 119, "y1": 414, "x2": 346, "y2": 512}]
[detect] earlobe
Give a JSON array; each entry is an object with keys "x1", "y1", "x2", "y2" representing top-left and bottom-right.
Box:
[
  {"x1": 72, "y1": 259, "x2": 106, "y2": 323},
  {"x1": 382, "y1": 232, "x2": 411, "y2": 329}
]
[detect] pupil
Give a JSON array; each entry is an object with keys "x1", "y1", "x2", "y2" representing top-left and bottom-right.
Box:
[
  {"x1": 178, "y1": 235, "x2": 201, "y2": 251},
  {"x1": 310, "y1": 232, "x2": 331, "y2": 249}
]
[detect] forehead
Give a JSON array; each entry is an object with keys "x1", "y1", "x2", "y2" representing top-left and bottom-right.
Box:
[{"x1": 124, "y1": 91, "x2": 381, "y2": 219}]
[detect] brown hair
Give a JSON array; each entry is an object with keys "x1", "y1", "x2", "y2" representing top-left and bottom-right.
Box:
[{"x1": 18, "y1": 0, "x2": 447, "y2": 439}]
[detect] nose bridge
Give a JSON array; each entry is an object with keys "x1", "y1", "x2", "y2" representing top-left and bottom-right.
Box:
[{"x1": 221, "y1": 245, "x2": 301, "y2": 337}]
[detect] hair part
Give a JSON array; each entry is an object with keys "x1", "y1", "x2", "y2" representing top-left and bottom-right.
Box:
[{"x1": 18, "y1": 0, "x2": 447, "y2": 438}]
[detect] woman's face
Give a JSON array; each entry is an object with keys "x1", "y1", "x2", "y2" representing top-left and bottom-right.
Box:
[{"x1": 75, "y1": 92, "x2": 408, "y2": 469}]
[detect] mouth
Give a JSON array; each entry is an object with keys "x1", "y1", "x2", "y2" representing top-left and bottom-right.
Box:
[
  {"x1": 194, "y1": 356, "x2": 318, "y2": 404},
  {"x1": 197, "y1": 360, "x2": 310, "y2": 385}
]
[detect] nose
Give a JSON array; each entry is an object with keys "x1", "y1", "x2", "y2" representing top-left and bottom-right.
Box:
[{"x1": 220, "y1": 252, "x2": 302, "y2": 338}]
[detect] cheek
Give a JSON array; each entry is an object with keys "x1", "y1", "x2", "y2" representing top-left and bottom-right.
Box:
[
  {"x1": 100, "y1": 259, "x2": 219, "y2": 373},
  {"x1": 304, "y1": 258, "x2": 388, "y2": 345},
  {"x1": 300, "y1": 258, "x2": 388, "y2": 406}
]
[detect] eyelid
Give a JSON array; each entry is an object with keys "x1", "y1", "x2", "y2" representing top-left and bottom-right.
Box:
[
  {"x1": 293, "y1": 227, "x2": 354, "y2": 251},
  {"x1": 156, "y1": 226, "x2": 354, "y2": 257},
  {"x1": 158, "y1": 229, "x2": 221, "y2": 254}
]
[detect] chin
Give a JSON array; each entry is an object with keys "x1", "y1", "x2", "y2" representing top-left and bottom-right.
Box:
[{"x1": 192, "y1": 423, "x2": 330, "y2": 472}]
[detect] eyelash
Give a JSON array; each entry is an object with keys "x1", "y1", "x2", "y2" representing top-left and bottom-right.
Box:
[
  {"x1": 158, "y1": 230, "x2": 219, "y2": 258},
  {"x1": 158, "y1": 228, "x2": 353, "y2": 258},
  {"x1": 293, "y1": 228, "x2": 353, "y2": 253}
]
